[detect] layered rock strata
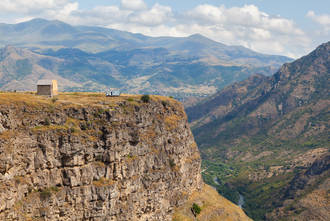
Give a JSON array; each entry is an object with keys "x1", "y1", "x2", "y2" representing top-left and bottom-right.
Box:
[{"x1": 0, "y1": 93, "x2": 202, "y2": 220}]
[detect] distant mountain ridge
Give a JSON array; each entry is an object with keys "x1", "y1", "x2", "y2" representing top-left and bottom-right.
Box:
[
  {"x1": 186, "y1": 41, "x2": 330, "y2": 220},
  {"x1": 0, "y1": 18, "x2": 290, "y2": 66},
  {"x1": 0, "y1": 45, "x2": 270, "y2": 94},
  {"x1": 0, "y1": 46, "x2": 288, "y2": 97},
  {"x1": 0, "y1": 18, "x2": 292, "y2": 97}
]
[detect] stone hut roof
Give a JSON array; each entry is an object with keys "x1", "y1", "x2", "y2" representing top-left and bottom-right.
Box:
[{"x1": 37, "y1": 79, "x2": 54, "y2": 85}]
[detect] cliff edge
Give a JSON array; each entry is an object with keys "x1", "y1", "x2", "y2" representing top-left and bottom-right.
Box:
[
  {"x1": 0, "y1": 92, "x2": 204, "y2": 220},
  {"x1": 0, "y1": 92, "x2": 250, "y2": 220}
]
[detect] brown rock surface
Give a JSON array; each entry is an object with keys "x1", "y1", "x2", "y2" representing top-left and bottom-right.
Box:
[{"x1": 0, "y1": 93, "x2": 203, "y2": 220}]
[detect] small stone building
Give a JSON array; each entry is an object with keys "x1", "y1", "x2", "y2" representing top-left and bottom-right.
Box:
[{"x1": 37, "y1": 79, "x2": 58, "y2": 96}]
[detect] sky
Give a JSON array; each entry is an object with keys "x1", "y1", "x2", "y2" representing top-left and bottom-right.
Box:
[{"x1": 0, "y1": 0, "x2": 329, "y2": 58}]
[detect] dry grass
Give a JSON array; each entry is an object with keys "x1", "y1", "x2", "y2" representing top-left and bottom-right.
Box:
[
  {"x1": 141, "y1": 127, "x2": 156, "y2": 140},
  {"x1": 164, "y1": 114, "x2": 181, "y2": 130},
  {"x1": 140, "y1": 126, "x2": 157, "y2": 147},
  {"x1": 32, "y1": 118, "x2": 87, "y2": 138},
  {"x1": 92, "y1": 177, "x2": 115, "y2": 187},
  {"x1": 57, "y1": 92, "x2": 147, "y2": 108},
  {"x1": 173, "y1": 184, "x2": 252, "y2": 221},
  {"x1": 32, "y1": 124, "x2": 67, "y2": 131},
  {"x1": 92, "y1": 161, "x2": 106, "y2": 168},
  {"x1": 0, "y1": 92, "x2": 180, "y2": 110},
  {"x1": 0, "y1": 130, "x2": 16, "y2": 139},
  {"x1": 126, "y1": 154, "x2": 138, "y2": 163},
  {"x1": 185, "y1": 151, "x2": 201, "y2": 164},
  {"x1": 0, "y1": 92, "x2": 128, "y2": 107},
  {"x1": 14, "y1": 176, "x2": 30, "y2": 185},
  {"x1": 153, "y1": 95, "x2": 182, "y2": 107}
]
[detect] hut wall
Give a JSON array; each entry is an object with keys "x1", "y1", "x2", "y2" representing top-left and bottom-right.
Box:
[{"x1": 37, "y1": 85, "x2": 52, "y2": 96}]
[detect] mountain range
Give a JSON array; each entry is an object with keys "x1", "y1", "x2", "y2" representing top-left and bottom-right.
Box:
[
  {"x1": 0, "y1": 18, "x2": 292, "y2": 97},
  {"x1": 186, "y1": 41, "x2": 330, "y2": 220}
]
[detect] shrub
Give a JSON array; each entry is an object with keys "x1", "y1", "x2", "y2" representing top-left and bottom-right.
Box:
[
  {"x1": 80, "y1": 121, "x2": 92, "y2": 131},
  {"x1": 81, "y1": 121, "x2": 92, "y2": 130},
  {"x1": 97, "y1": 108, "x2": 105, "y2": 115},
  {"x1": 51, "y1": 97, "x2": 58, "y2": 103},
  {"x1": 169, "y1": 159, "x2": 176, "y2": 168},
  {"x1": 192, "y1": 203, "x2": 201, "y2": 215},
  {"x1": 50, "y1": 186, "x2": 59, "y2": 192},
  {"x1": 44, "y1": 118, "x2": 50, "y2": 126},
  {"x1": 40, "y1": 189, "x2": 52, "y2": 200},
  {"x1": 141, "y1": 95, "x2": 150, "y2": 103},
  {"x1": 127, "y1": 98, "x2": 134, "y2": 102},
  {"x1": 80, "y1": 123, "x2": 87, "y2": 130}
]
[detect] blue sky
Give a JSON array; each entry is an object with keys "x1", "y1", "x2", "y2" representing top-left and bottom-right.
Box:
[
  {"x1": 0, "y1": 0, "x2": 329, "y2": 58},
  {"x1": 78, "y1": 0, "x2": 330, "y2": 29}
]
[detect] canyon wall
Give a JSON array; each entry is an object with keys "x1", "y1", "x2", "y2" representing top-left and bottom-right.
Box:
[{"x1": 0, "y1": 93, "x2": 202, "y2": 220}]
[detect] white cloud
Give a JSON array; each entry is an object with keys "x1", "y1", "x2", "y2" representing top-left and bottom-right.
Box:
[
  {"x1": 187, "y1": 4, "x2": 226, "y2": 24},
  {"x1": 187, "y1": 4, "x2": 303, "y2": 35},
  {"x1": 49, "y1": 2, "x2": 79, "y2": 20},
  {"x1": 0, "y1": 0, "x2": 72, "y2": 13},
  {"x1": 128, "y1": 3, "x2": 173, "y2": 26},
  {"x1": 182, "y1": 4, "x2": 308, "y2": 57},
  {"x1": 306, "y1": 11, "x2": 330, "y2": 43},
  {"x1": 120, "y1": 0, "x2": 147, "y2": 11},
  {"x1": 69, "y1": 6, "x2": 130, "y2": 26},
  {"x1": 0, "y1": 0, "x2": 78, "y2": 23},
  {"x1": 307, "y1": 11, "x2": 330, "y2": 26}
]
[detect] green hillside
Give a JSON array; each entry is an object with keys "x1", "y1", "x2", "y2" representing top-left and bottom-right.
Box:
[{"x1": 186, "y1": 42, "x2": 330, "y2": 220}]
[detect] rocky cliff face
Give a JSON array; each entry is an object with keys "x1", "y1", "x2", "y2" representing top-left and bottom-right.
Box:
[{"x1": 0, "y1": 93, "x2": 202, "y2": 220}]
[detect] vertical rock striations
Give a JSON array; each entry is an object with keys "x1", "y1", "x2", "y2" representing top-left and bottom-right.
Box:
[{"x1": 0, "y1": 94, "x2": 202, "y2": 220}]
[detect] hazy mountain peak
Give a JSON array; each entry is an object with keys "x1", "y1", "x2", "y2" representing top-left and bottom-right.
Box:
[
  {"x1": 188, "y1": 33, "x2": 207, "y2": 40},
  {"x1": 18, "y1": 18, "x2": 69, "y2": 26},
  {"x1": 14, "y1": 18, "x2": 50, "y2": 30},
  {"x1": 186, "y1": 33, "x2": 225, "y2": 46},
  {"x1": 19, "y1": 18, "x2": 49, "y2": 25}
]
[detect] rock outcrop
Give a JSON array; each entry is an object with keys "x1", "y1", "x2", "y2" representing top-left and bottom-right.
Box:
[{"x1": 0, "y1": 93, "x2": 203, "y2": 220}]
